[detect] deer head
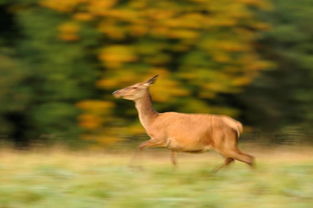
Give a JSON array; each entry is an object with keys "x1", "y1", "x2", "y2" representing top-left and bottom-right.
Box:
[{"x1": 112, "y1": 75, "x2": 158, "y2": 100}]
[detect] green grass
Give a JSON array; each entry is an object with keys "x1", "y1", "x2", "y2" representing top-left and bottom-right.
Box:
[{"x1": 0, "y1": 147, "x2": 312, "y2": 208}]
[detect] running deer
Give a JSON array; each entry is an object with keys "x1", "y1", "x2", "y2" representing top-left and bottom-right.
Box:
[{"x1": 112, "y1": 75, "x2": 254, "y2": 171}]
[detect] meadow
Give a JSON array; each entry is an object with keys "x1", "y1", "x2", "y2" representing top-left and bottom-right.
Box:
[{"x1": 0, "y1": 145, "x2": 312, "y2": 208}]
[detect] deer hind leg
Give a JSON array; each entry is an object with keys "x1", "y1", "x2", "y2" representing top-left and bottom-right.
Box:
[
  {"x1": 233, "y1": 150, "x2": 255, "y2": 168},
  {"x1": 214, "y1": 130, "x2": 255, "y2": 169},
  {"x1": 211, "y1": 157, "x2": 234, "y2": 173},
  {"x1": 221, "y1": 148, "x2": 255, "y2": 168}
]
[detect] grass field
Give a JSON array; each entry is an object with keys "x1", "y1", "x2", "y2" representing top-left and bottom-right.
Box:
[{"x1": 0, "y1": 145, "x2": 312, "y2": 208}]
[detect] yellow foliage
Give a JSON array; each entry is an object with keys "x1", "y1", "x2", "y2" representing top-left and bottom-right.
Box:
[
  {"x1": 98, "y1": 21, "x2": 126, "y2": 39},
  {"x1": 212, "y1": 53, "x2": 231, "y2": 63},
  {"x1": 129, "y1": 25, "x2": 148, "y2": 37},
  {"x1": 237, "y1": 0, "x2": 272, "y2": 9},
  {"x1": 58, "y1": 22, "x2": 79, "y2": 34},
  {"x1": 76, "y1": 100, "x2": 114, "y2": 113},
  {"x1": 215, "y1": 41, "x2": 249, "y2": 52},
  {"x1": 104, "y1": 9, "x2": 139, "y2": 22},
  {"x1": 198, "y1": 91, "x2": 216, "y2": 99},
  {"x1": 87, "y1": 0, "x2": 117, "y2": 15},
  {"x1": 58, "y1": 22, "x2": 80, "y2": 41},
  {"x1": 178, "y1": 14, "x2": 207, "y2": 29},
  {"x1": 78, "y1": 114, "x2": 102, "y2": 129},
  {"x1": 98, "y1": 45, "x2": 137, "y2": 68},
  {"x1": 168, "y1": 30, "x2": 199, "y2": 39},
  {"x1": 254, "y1": 22, "x2": 271, "y2": 30},
  {"x1": 96, "y1": 71, "x2": 143, "y2": 89},
  {"x1": 40, "y1": 0, "x2": 85, "y2": 12},
  {"x1": 73, "y1": 13, "x2": 94, "y2": 21},
  {"x1": 150, "y1": 26, "x2": 170, "y2": 37},
  {"x1": 58, "y1": 33, "x2": 79, "y2": 41},
  {"x1": 202, "y1": 82, "x2": 227, "y2": 93},
  {"x1": 127, "y1": 124, "x2": 145, "y2": 135},
  {"x1": 95, "y1": 136, "x2": 122, "y2": 146},
  {"x1": 41, "y1": 0, "x2": 271, "y2": 146},
  {"x1": 96, "y1": 78, "x2": 120, "y2": 89},
  {"x1": 151, "y1": 78, "x2": 189, "y2": 102},
  {"x1": 81, "y1": 134, "x2": 121, "y2": 146}
]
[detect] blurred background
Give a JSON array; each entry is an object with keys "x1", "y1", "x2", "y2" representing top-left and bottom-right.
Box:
[
  {"x1": 0, "y1": 0, "x2": 312, "y2": 149},
  {"x1": 0, "y1": 1, "x2": 313, "y2": 208}
]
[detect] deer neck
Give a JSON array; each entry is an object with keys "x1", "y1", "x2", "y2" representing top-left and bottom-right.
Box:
[{"x1": 134, "y1": 90, "x2": 158, "y2": 130}]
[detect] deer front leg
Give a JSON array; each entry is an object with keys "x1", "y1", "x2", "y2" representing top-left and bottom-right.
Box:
[
  {"x1": 171, "y1": 150, "x2": 178, "y2": 168},
  {"x1": 139, "y1": 140, "x2": 178, "y2": 168},
  {"x1": 138, "y1": 139, "x2": 165, "y2": 150},
  {"x1": 129, "y1": 139, "x2": 165, "y2": 168}
]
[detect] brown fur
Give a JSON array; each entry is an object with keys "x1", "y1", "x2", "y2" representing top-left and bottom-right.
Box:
[{"x1": 113, "y1": 75, "x2": 254, "y2": 171}]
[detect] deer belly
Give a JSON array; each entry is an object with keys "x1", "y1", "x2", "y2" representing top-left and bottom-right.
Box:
[{"x1": 166, "y1": 137, "x2": 211, "y2": 152}]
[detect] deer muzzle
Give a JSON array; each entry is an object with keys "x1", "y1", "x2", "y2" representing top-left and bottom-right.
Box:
[{"x1": 112, "y1": 90, "x2": 121, "y2": 98}]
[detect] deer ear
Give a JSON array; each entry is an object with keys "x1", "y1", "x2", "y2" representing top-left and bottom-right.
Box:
[{"x1": 144, "y1": 75, "x2": 159, "y2": 86}]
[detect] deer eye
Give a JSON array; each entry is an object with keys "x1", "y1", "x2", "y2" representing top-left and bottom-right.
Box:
[{"x1": 132, "y1": 87, "x2": 138, "y2": 89}]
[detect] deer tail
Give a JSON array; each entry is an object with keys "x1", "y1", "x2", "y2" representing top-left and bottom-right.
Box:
[
  {"x1": 235, "y1": 121, "x2": 243, "y2": 138},
  {"x1": 221, "y1": 116, "x2": 243, "y2": 138}
]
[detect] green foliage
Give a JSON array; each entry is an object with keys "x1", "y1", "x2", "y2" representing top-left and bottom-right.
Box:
[
  {"x1": 238, "y1": 0, "x2": 313, "y2": 137},
  {"x1": 0, "y1": 1, "x2": 102, "y2": 145},
  {"x1": 0, "y1": 0, "x2": 312, "y2": 146},
  {"x1": 0, "y1": 48, "x2": 30, "y2": 137},
  {"x1": 39, "y1": 0, "x2": 270, "y2": 144}
]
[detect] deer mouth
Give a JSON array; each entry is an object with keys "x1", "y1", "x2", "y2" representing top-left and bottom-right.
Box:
[
  {"x1": 112, "y1": 90, "x2": 122, "y2": 98},
  {"x1": 112, "y1": 92, "x2": 131, "y2": 99}
]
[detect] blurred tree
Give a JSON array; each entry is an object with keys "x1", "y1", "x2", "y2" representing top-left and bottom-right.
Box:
[
  {"x1": 0, "y1": 48, "x2": 29, "y2": 146},
  {"x1": 0, "y1": 0, "x2": 311, "y2": 146},
  {"x1": 0, "y1": 0, "x2": 30, "y2": 146},
  {"x1": 0, "y1": 0, "x2": 102, "y2": 147},
  {"x1": 237, "y1": 0, "x2": 313, "y2": 142},
  {"x1": 40, "y1": 0, "x2": 271, "y2": 145}
]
